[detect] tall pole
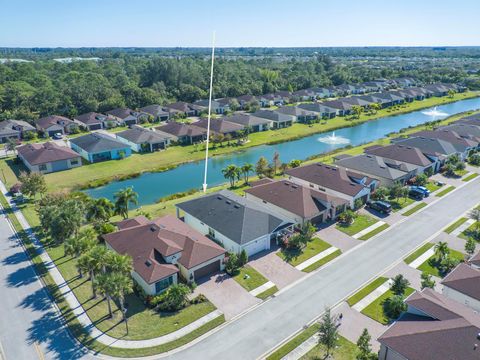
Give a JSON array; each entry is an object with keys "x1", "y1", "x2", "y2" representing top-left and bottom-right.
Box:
[{"x1": 202, "y1": 31, "x2": 216, "y2": 193}]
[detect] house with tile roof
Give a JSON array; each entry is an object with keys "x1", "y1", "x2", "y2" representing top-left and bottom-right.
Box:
[
  {"x1": 103, "y1": 215, "x2": 226, "y2": 294},
  {"x1": 252, "y1": 110, "x2": 295, "y2": 129},
  {"x1": 274, "y1": 106, "x2": 319, "y2": 123},
  {"x1": 156, "y1": 122, "x2": 207, "y2": 144},
  {"x1": 106, "y1": 108, "x2": 148, "y2": 126},
  {"x1": 193, "y1": 118, "x2": 245, "y2": 137},
  {"x1": 36, "y1": 115, "x2": 78, "y2": 137},
  {"x1": 138, "y1": 105, "x2": 170, "y2": 122},
  {"x1": 176, "y1": 190, "x2": 293, "y2": 257},
  {"x1": 17, "y1": 142, "x2": 82, "y2": 173},
  {"x1": 74, "y1": 112, "x2": 117, "y2": 131},
  {"x1": 116, "y1": 125, "x2": 173, "y2": 152},
  {"x1": 442, "y1": 262, "x2": 480, "y2": 312},
  {"x1": 0, "y1": 119, "x2": 36, "y2": 143},
  {"x1": 221, "y1": 113, "x2": 271, "y2": 132},
  {"x1": 70, "y1": 133, "x2": 132, "y2": 162}
]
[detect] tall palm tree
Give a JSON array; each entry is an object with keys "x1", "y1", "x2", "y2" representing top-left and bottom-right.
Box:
[
  {"x1": 77, "y1": 245, "x2": 108, "y2": 298},
  {"x1": 86, "y1": 197, "x2": 114, "y2": 224},
  {"x1": 222, "y1": 164, "x2": 240, "y2": 187},
  {"x1": 434, "y1": 241, "x2": 450, "y2": 261},
  {"x1": 95, "y1": 272, "x2": 133, "y2": 320},
  {"x1": 94, "y1": 273, "x2": 116, "y2": 319},
  {"x1": 65, "y1": 228, "x2": 98, "y2": 274},
  {"x1": 114, "y1": 187, "x2": 138, "y2": 219},
  {"x1": 106, "y1": 252, "x2": 132, "y2": 276},
  {"x1": 241, "y1": 163, "x2": 254, "y2": 184}
]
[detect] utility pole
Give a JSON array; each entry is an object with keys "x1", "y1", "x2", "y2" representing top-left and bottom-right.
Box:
[{"x1": 202, "y1": 31, "x2": 216, "y2": 193}]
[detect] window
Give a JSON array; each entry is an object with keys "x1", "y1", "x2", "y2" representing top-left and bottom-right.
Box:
[
  {"x1": 155, "y1": 276, "x2": 173, "y2": 293},
  {"x1": 71, "y1": 159, "x2": 79, "y2": 165},
  {"x1": 39, "y1": 164, "x2": 47, "y2": 171},
  {"x1": 208, "y1": 227, "x2": 215, "y2": 238}
]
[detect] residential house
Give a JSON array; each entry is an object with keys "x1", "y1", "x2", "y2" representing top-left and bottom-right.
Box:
[
  {"x1": 252, "y1": 110, "x2": 295, "y2": 129},
  {"x1": 0, "y1": 119, "x2": 36, "y2": 143},
  {"x1": 458, "y1": 114, "x2": 480, "y2": 127},
  {"x1": 425, "y1": 83, "x2": 451, "y2": 97},
  {"x1": 292, "y1": 89, "x2": 316, "y2": 101},
  {"x1": 334, "y1": 84, "x2": 356, "y2": 96},
  {"x1": 193, "y1": 99, "x2": 230, "y2": 114},
  {"x1": 103, "y1": 215, "x2": 226, "y2": 295},
  {"x1": 176, "y1": 190, "x2": 293, "y2": 257},
  {"x1": 393, "y1": 136, "x2": 461, "y2": 165},
  {"x1": 74, "y1": 112, "x2": 115, "y2": 131},
  {"x1": 221, "y1": 113, "x2": 271, "y2": 132},
  {"x1": 442, "y1": 263, "x2": 480, "y2": 312},
  {"x1": 138, "y1": 105, "x2": 170, "y2": 122},
  {"x1": 116, "y1": 126, "x2": 173, "y2": 152},
  {"x1": 341, "y1": 96, "x2": 372, "y2": 109},
  {"x1": 107, "y1": 108, "x2": 147, "y2": 126},
  {"x1": 236, "y1": 95, "x2": 259, "y2": 109},
  {"x1": 469, "y1": 251, "x2": 480, "y2": 269},
  {"x1": 410, "y1": 130, "x2": 478, "y2": 155},
  {"x1": 334, "y1": 154, "x2": 411, "y2": 186},
  {"x1": 393, "y1": 77, "x2": 417, "y2": 88},
  {"x1": 36, "y1": 115, "x2": 77, "y2": 137},
  {"x1": 440, "y1": 123, "x2": 480, "y2": 143},
  {"x1": 378, "y1": 289, "x2": 480, "y2": 360},
  {"x1": 310, "y1": 87, "x2": 334, "y2": 99},
  {"x1": 194, "y1": 118, "x2": 244, "y2": 137},
  {"x1": 364, "y1": 144, "x2": 436, "y2": 175},
  {"x1": 17, "y1": 142, "x2": 82, "y2": 173},
  {"x1": 274, "y1": 106, "x2": 319, "y2": 123},
  {"x1": 321, "y1": 100, "x2": 353, "y2": 116},
  {"x1": 156, "y1": 122, "x2": 207, "y2": 144},
  {"x1": 245, "y1": 180, "x2": 348, "y2": 225},
  {"x1": 297, "y1": 103, "x2": 337, "y2": 119},
  {"x1": 70, "y1": 133, "x2": 132, "y2": 163},
  {"x1": 164, "y1": 102, "x2": 202, "y2": 118},
  {"x1": 286, "y1": 163, "x2": 376, "y2": 208}
]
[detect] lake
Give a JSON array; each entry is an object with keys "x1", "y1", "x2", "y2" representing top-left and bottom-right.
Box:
[{"x1": 85, "y1": 97, "x2": 480, "y2": 205}]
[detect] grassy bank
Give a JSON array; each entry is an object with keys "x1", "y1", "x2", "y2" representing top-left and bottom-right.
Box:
[{"x1": 4, "y1": 91, "x2": 477, "y2": 193}]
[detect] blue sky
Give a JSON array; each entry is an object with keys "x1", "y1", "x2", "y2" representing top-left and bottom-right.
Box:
[{"x1": 1, "y1": 0, "x2": 479, "y2": 47}]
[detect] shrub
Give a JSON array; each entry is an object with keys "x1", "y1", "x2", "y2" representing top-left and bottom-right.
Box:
[
  {"x1": 338, "y1": 209, "x2": 356, "y2": 225},
  {"x1": 384, "y1": 295, "x2": 407, "y2": 320},
  {"x1": 469, "y1": 154, "x2": 480, "y2": 166},
  {"x1": 225, "y1": 253, "x2": 240, "y2": 275},
  {"x1": 239, "y1": 249, "x2": 248, "y2": 267},
  {"x1": 156, "y1": 284, "x2": 191, "y2": 312},
  {"x1": 190, "y1": 294, "x2": 207, "y2": 304}
]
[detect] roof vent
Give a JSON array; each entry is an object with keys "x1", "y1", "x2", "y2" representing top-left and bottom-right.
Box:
[
  {"x1": 150, "y1": 226, "x2": 157, "y2": 232},
  {"x1": 234, "y1": 205, "x2": 240, "y2": 209},
  {"x1": 145, "y1": 260, "x2": 152, "y2": 267},
  {"x1": 226, "y1": 200, "x2": 231, "y2": 204},
  {"x1": 217, "y1": 196, "x2": 223, "y2": 200},
  {"x1": 292, "y1": 185, "x2": 298, "y2": 189}
]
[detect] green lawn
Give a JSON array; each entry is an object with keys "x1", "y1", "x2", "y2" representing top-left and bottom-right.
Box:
[
  {"x1": 232, "y1": 265, "x2": 268, "y2": 292},
  {"x1": 444, "y1": 217, "x2": 469, "y2": 234},
  {"x1": 455, "y1": 169, "x2": 469, "y2": 177},
  {"x1": 302, "y1": 336, "x2": 358, "y2": 360},
  {"x1": 256, "y1": 286, "x2": 279, "y2": 300},
  {"x1": 336, "y1": 215, "x2": 378, "y2": 237},
  {"x1": 436, "y1": 185, "x2": 456, "y2": 197},
  {"x1": 459, "y1": 222, "x2": 480, "y2": 241},
  {"x1": 361, "y1": 287, "x2": 415, "y2": 325},
  {"x1": 266, "y1": 323, "x2": 320, "y2": 360},
  {"x1": 404, "y1": 243, "x2": 434, "y2": 264},
  {"x1": 359, "y1": 223, "x2": 390, "y2": 240},
  {"x1": 417, "y1": 249, "x2": 466, "y2": 278},
  {"x1": 303, "y1": 249, "x2": 342, "y2": 273},
  {"x1": 277, "y1": 237, "x2": 331, "y2": 266},
  {"x1": 390, "y1": 197, "x2": 415, "y2": 212},
  {"x1": 425, "y1": 181, "x2": 443, "y2": 193},
  {"x1": 403, "y1": 202, "x2": 427, "y2": 216},
  {"x1": 347, "y1": 277, "x2": 389, "y2": 306},
  {"x1": 463, "y1": 173, "x2": 479, "y2": 182}
]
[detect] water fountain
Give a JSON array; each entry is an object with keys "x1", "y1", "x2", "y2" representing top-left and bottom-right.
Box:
[
  {"x1": 421, "y1": 106, "x2": 448, "y2": 117},
  {"x1": 317, "y1": 131, "x2": 350, "y2": 145}
]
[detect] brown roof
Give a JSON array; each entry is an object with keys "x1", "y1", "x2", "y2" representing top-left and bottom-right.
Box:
[
  {"x1": 74, "y1": 112, "x2": 108, "y2": 125},
  {"x1": 194, "y1": 118, "x2": 244, "y2": 134},
  {"x1": 470, "y1": 250, "x2": 480, "y2": 268},
  {"x1": 364, "y1": 144, "x2": 433, "y2": 167},
  {"x1": 286, "y1": 163, "x2": 371, "y2": 197},
  {"x1": 36, "y1": 115, "x2": 73, "y2": 130},
  {"x1": 156, "y1": 122, "x2": 207, "y2": 138},
  {"x1": 379, "y1": 289, "x2": 480, "y2": 360},
  {"x1": 106, "y1": 108, "x2": 134, "y2": 119},
  {"x1": 250, "y1": 178, "x2": 274, "y2": 187},
  {"x1": 103, "y1": 215, "x2": 225, "y2": 284},
  {"x1": 442, "y1": 263, "x2": 480, "y2": 301},
  {"x1": 245, "y1": 180, "x2": 347, "y2": 218},
  {"x1": 411, "y1": 130, "x2": 478, "y2": 148},
  {"x1": 17, "y1": 142, "x2": 80, "y2": 165}
]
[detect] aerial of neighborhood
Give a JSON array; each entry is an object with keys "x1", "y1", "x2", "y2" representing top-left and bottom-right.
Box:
[{"x1": 1, "y1": 1, "x2": 480, "y2": 360}]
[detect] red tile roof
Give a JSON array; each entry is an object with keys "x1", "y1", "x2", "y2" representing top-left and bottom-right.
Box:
[{"x1": 17, "y1": 142, "x2": 80, "y2": 165}]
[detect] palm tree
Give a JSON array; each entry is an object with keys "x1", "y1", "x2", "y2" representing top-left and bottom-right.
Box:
[
  {"x1": 77, "y1": 246, "x2": 108, "y2": 298},
  {"x1": 469, "y1": 209, "x2": 480, "y2": 235},
  {"x1": 114, "y1": 187, "x2": 138, "y2": 219},
  {"x1": 94, "y1": 273, "x2": 116, "y2": 319},
  {"x1": 64, "y1": 228, "x2": 98, "y2": 274},
  {"x1": 272, "y1": 152, "x2": 281, "y2": 176},
  {"x1": 5, "y1": 138, "x2": 17, "y2": 156},
  {"x1": 434, "y1": 241, "x2": 450, "y2": 261},
  {"x1": 222, "y1": 164, "x2": 240, "y2": 187},
  {"x1": 106, "y1": 252, "x2": 132, "y2": 276},
  {"x1": 86, "y1": 197, "x2": 114, "y2": 224},
  {"x1": 241, "y1": 163, "x2": 254, "y2": 184}
]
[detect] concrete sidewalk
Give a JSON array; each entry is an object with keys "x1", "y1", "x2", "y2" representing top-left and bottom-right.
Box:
[
  {"x1": 352, "y1": 221, "x2": 385, "y2": 239},
  {"x1": 409, "y1": 248, "x2": 435, "y2": 269},
  {"x1": 352, "y1": 279, "x2": 392, "y2": 312},
  {"x1": 295, "y1": 247, "x2": 338, "y2": 271},
  {"x1": 0, "y1": 181, "x2": 222, "y2": 349}
]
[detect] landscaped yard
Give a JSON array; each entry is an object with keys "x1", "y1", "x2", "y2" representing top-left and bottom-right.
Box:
[
  {"x1": 444, "y1": 217, "x2": 469, "y2": 234},
  {"x1": 347, "y1": 277, "x2": 389, "y2": 306},
  {"x1": 403, "y1": 202, "x2": 427, "y2": 216},
  {"x1": 232, "y1": 265, "x2": 268, "y2": 292},
  {"x1": 425, "y1": 181, "x2": 443, "y2": 193},
  {"x1": 463, "y1": 173, "x2": 479, "y2": 182},
  {"x1": 302, "y1": 336, "x2": 358, "y2": 360},
  {"x1": 303, "y1": 249, "x2": 342, "y2": 273},
  {"x1": 404, "y1": 242, "x2": 434, "y2": 264},
  {"x1": 459, "y1": 222, "x2": 479, "y2": 241},
  {"x1": 417, "y1": 249, "x2": 466, "y2": 278},
  {"x1": 436, "y1": 185, "x2": 455, "y2": 197},
  {"x1": 361, "y1": 287, "x2": 415, "y2": 325},
  {"x1": 336, "y1": 214, "x2": 378, "y2": 237},
  {"x1": 277, "y1": 237, "x2": 331, "y2": 266},
  {"x1": 390, "y1": 197, "x2": 415, "y2": 211}
]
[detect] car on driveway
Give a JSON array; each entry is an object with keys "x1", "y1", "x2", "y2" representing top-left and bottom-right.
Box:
[
  {"x1": 367, "y1": 200, "x2": 392, "y2": 214},
  {"x1": 409, "y1": 188, "x2": 425, "y2": 200}
]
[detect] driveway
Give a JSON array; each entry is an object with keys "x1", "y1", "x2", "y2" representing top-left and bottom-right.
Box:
[
  {"x1": 248, "y1": 248, "x2": 305, "y2": 289},
  {"x1": 315, "y1": 224, "x2": 362, "y2": 252},
  {"x1": 193, "y1": 273, "x2": 260, "y2": 320}
]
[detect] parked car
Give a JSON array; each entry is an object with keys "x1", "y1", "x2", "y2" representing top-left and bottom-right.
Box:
[
  {"x1": 53, "y1": 132, "x2": 63, "y2": 139},
  {"x1": 410, "y1": 185, "x2": 430, "y2": 197},
  {"x1": 409, "y1": 188, "x2": 425, "y2": 200},
  {"x1": 367, "y1": 200, "x2": 392, "y2": 214}
]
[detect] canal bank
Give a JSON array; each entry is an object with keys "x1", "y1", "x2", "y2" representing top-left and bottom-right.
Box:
[{"x1": 85, "y1": 96, "x2": 480, "y2": 206}]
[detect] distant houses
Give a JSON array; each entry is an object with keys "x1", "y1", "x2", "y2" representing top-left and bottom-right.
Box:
[
  {"x1": 36, "y1": 115, "x2": 78, "y2": 137},
  {"x1": 0, "y1": 119, "x2": 36, "y2": 143}
]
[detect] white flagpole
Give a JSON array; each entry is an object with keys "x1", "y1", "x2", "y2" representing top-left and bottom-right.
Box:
[{"x1": 202, "y1": 31, "x2": 216, "y2": 193}]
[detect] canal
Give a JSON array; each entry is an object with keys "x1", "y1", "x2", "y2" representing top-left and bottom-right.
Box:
[{"x1": 85, "y1": 97, "x2": 480, "y2": 205}]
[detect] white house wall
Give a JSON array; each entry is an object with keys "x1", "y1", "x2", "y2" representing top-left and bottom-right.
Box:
[{"x1": 443, "y1": 286, "x2": 480, "y2": 312}]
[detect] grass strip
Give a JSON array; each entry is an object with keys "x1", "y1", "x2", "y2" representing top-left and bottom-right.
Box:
[
  {"x1": 403, "y1": 202, "x2": 427, "y2": 216},
  {"x1": 444, "y1": 217, "x2": 468, "y2": 234},
  {"x1": 436, "y1": 185, "x2": 455, "y2": 197},
  {"x1": 256, "y1": 286, "x2": 279, "y2": 300},
  {"x1": 347, "y1": 277, "x2": 389, "y2": 307},
  {"x1": 404, "y1": 243, "x2": 434, "y2": 265},
  {"x1": 359, "y1": 223, "x2": 390, "y2": 240},
  {"x1": 463, "y1": 173, "x2": 479, "y2": 182},
  {"x1": 266, "y1": 323, "x2": 320, "y2": 360},
  {"x1": 303, "y1": 249, "x2": 342, "y2": 273}
]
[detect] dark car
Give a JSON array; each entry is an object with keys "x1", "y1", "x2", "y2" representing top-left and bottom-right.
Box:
[
  {"x1": 409, "y1": 185, "x2": 430, "y2": 197},
  {"x1": 409, "y1": 188, "x2": 425, "y2": 200},
  {"x1": 367, "y1": 200, "x2": 392, "y2": 214}
]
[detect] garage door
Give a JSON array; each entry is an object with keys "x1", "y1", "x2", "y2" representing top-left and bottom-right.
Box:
[
  {"x1": 194, "y1": 260, "x2": 220, "y2": 280},
  {"x1": 244, "y1": 238, "x2": 268, "y2": 257}
]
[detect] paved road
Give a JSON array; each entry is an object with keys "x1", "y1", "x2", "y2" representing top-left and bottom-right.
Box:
[
  {"x1": 0, "y1": 205, "x2": 93, "y2": 360},
  {"x1": 1, "y1": 177, "x2": 478, "y2": 360},
  {"x1": 163, "y1": 177, "x2": 480, "y2": 360}
]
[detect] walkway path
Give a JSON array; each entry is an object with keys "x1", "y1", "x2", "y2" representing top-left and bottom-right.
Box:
[
  {"x1": 352, "y1": 279, "x2": 393, "y2": 312},
  {"x1": 295, "y1": 247, "x2": 338, "y2": 271},
  {"x1": 352, "y1": 221, "x2": 385, "y2": 239},
  {"x1": 409, "y1": 248, "x2": 435, "y2": 269},
  {"x1": 0, "y1": 181, "x2": 223, "y2": 349},
  {"x1": 249, "y1": 281, "x2": 276, "y2": 297},
  {"x1": 451, "y1": 218, "x2": 475, "y2": 236}
]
